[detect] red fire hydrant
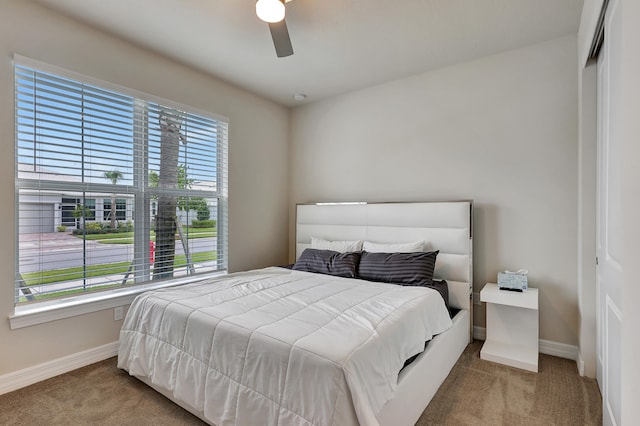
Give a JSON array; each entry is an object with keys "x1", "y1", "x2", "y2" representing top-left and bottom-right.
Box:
[{"x1": 150, "y1": 241, "x2": 155, "y2": 264}]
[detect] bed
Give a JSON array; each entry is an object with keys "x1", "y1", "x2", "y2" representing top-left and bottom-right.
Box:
[{"x1": 118, "y1": 201, "x2": 473, "y2": 426}]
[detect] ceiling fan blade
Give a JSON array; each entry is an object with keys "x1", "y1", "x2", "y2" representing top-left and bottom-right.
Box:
[{"x1": 268, "y1": 19, "x2": 294, "y2": 58}]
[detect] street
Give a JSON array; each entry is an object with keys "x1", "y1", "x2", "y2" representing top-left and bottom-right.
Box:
[{"x1": 19, "y1": 232, "x2": 216, "y2": 273}]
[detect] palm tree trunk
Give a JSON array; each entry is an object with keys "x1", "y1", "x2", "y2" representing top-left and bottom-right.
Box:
[
  {"x1": 153, "y1": 110, "x2": 182, "y2": 280},
  {"x1": 110, "y1": 194, "x2": 116, "y2": 229}
]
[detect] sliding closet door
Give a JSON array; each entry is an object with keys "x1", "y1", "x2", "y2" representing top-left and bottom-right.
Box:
[{"x1": 596, "y1": 0, "x2": 623, "y2": 424}]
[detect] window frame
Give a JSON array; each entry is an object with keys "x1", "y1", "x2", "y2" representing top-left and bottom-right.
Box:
[{"x1": 11, "y1": 55, "x2": 229, "y2": 328}]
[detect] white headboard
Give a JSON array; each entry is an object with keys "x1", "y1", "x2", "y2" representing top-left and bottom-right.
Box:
[{"x1": 296, "y1": 201, "x2": 473, "y2": 317}]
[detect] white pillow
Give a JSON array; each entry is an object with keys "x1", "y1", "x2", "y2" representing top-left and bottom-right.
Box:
[
  {"x1": 310, "y1": 237, "x2": 363, "y2": 253},
  {"x1": 363, "y1": 240, "x2": 424, "y2": 253}
]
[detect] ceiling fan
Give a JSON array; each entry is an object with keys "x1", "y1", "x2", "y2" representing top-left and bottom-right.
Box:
[{"x1": 256, "y1": 0, "x2": 294, "y2": 57}]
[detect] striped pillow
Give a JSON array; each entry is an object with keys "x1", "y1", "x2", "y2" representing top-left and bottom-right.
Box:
[
  {"x1": 293, "y1": 249, "x2": 361, "y2": 278},
  {"x1": 358, "y1": 250, "x2": 439, "y2": 287}
]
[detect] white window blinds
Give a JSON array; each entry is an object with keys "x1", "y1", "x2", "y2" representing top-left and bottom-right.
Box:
[{"x1": 14, "y1": 57, "x2": 229, "y2": 304}]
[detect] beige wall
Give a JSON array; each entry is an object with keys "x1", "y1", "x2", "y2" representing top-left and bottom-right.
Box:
[
  {"x1": 0, "y1": 1, "x2": 289, "y2": 375},
  {"x1": 290, "y1": 35, "x2": 580, "y2": 346}
]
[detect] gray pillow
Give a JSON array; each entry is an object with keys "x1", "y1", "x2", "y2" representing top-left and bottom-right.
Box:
[
  {"x1": 293, "y1": 249, "x2": 361, "y2": 278},
  {"x1": 357, "y1": 250, "x2": 439, "y2": 287}
]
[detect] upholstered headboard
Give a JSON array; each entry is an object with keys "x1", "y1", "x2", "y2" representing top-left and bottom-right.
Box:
[{"x1": 295, "y1": 201, "x2": 473, "y2": 316}]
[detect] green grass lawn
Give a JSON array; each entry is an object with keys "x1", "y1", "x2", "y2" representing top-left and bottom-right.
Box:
[
  {"x1": 18, "y1": 251, "x2": 216, "y2": 302},
  {"x1": 76, "y1": 227, "x2": 215, "y2": 244},
  {"x1": 22, "y1": 251, "x2": 216, "y2": 286}
]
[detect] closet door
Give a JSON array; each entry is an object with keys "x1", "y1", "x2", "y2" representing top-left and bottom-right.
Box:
[{"x1": 596, "y1": 0, "x2": 622, "y2": 424}]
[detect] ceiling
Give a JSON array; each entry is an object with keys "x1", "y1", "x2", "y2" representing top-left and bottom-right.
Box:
[{"x1": 34, "y1": 0, "x2": 584, "y2": 107}]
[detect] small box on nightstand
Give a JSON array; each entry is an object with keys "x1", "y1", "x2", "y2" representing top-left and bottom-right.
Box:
[{"x1": 497, "y1": 270, "x2": 528, "y2": 291}]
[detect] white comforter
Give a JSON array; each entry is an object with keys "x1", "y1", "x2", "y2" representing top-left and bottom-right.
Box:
[{"x1": 118, "y1": 267, "x2": 452, "y2": 426}]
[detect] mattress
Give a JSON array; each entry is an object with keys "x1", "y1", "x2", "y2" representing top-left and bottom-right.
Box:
[{"x1": 117, "y1": 267, "x2": 452, "y2": 426}]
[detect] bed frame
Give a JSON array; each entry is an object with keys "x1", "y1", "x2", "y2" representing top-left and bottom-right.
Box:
[{"x1": 296, "y1": 201, "x2": 473, "y2": 426}]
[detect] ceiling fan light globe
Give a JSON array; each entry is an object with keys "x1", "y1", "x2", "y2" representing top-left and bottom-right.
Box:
[{"x1": 256, "y1": 0, "x2": 285, "y2": 23}]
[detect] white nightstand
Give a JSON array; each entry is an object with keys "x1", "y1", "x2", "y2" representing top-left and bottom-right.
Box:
[{"x1": 480, "y1": 283, "x2": 539, "y2": 372}]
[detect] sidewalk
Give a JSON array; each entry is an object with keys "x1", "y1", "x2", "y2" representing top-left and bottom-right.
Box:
[{"x1": 19, "y1": 232, "x2": 101, "y2": 251}]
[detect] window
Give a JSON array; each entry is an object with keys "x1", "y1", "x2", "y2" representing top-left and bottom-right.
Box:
[
  {"x1": 15, "y1": 56, "x2": 229, "y2": 304},
  {"x1": 103, "y1": 198, "x2": 127, "y2": 222},
  {"x1": 84, "y1": 199, "x2": 96, "y2": 221}
]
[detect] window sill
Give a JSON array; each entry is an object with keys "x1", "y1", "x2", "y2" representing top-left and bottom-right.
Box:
[{"x1": 9, "y1": 271, "x2": 226, "y2": 330}]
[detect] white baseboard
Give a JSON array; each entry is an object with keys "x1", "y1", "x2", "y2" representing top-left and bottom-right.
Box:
[
  {"x1": 0, "y1": 341, "x2": 119, "y2": 396},
  {"x1": 473, "y1": 326, "x2": 579, "y2": 361},
  {"x1": 539, "y1": 338, "x2": 579, "y2": 361}
]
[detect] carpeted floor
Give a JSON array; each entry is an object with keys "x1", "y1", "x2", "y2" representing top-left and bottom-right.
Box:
[
  {"x1": 416, "y1": 341, "x2": 602, "y2": 425},
  {"x1": 0, "y1": 341, "x2": 601, "y2": 425}
]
